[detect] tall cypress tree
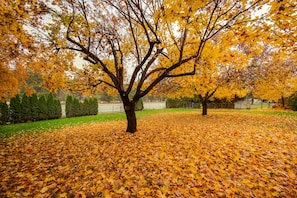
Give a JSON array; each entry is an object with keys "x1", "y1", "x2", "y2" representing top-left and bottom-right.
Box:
[
  {"x1": 10, "y1": 94, "x2": 22, "y2": 123},
  {"x1": 53, "y1": 99, "x2": 62, "y2": 119},
  {"x1": 92, "y1": 97, "x2": 98, "y2": 115},
  {"x1": 73, "y1": 97, "x2": 80, "y2": 117},
  {"x1": 83, "y1": 98, "x2": 89, "y2": 116},
  {"x1": 66, "y1": 95, "x2": 74, "y2": 118},
  {"x1": 30, "y1": 93, "x2": 39, "y2": 121},
  {"x1": 38, "y1": 94, "x2": 48, "y2": 120},
  {"x1": 0, "y1": 101, "x2": 9, "y2": 125},
  {"x1": 47, "y1": 93, "x2": 55, "y2": 119},
  {"x1": 22, "y1": 94, "x2": 32, "y2": 122}
]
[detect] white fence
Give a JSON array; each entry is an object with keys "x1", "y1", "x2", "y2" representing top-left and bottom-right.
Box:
[
  {"x1": 61, "y1": 102, "x2": 166, "y2": 117},
  {"x1": 98, "y1": 102, "x2": 166, "y2": 113}
]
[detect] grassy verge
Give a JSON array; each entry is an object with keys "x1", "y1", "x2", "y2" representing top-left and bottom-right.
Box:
[
  {"x1": 1, "y1": 107, "x2": 295, "y2": 138},
  {"x1": 0, "y1": 108, "x2": 196, "y2": 138},
  {"x1": 208, "y1": 108, "x2": 297, "y2": 116},
  {"x1": 0, "y1": 113, "x2": 125, "y2": 138}
]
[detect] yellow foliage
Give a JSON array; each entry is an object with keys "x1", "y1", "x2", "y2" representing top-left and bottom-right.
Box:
[
  {"x1": 0, "y1": 0, "x2": 50, "y2": 99},
  {"x1": 253, "y1": 56, "x2": 297, "y2": 102},
  {"x1": 161, "y1": 34, "x2": 249, "y2": 101}
]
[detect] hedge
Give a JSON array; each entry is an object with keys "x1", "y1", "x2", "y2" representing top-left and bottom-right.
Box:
[
  {"x1": 65, "y1": 95, "x2": 98, "y2": 118},
  {"x1": 1, "y1": 93, "x2": 62, "y2": 124},
  {"x1": 166, "y1": 97, "x2": 201, "y2": 108}
]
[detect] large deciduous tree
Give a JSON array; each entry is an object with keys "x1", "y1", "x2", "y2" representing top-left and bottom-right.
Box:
[{"x1": 41, "y1": 0, "x2": 265, "y2": 132}]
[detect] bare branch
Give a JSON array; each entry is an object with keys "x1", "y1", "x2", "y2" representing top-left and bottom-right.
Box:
[
  {"x1": 91, "y1": 79, "x2": 117, "y2": 89},
  {"x1": 207, "y1": 0, "x2": 265, "y2": 40},
  {"x1": 138, "y1": 54, "x2": 198, "y2": 98}
]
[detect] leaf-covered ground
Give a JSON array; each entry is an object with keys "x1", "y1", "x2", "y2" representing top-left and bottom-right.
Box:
[{"x1": 1, "y1": 112, "x2": 297, "y2": 197}]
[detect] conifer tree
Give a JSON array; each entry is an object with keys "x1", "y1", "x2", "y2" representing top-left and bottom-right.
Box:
[
  {"x1": 38, "y1": 94, "x2": 48, "y2": 120},
  {"x1": 21, "y1": 93, "x2": 32, "y2": 122},
  {"x1": 10, "y1": 94, "x2": 22, "y2": 123},
  {"x1": 30, "y1": 93, "x2": 39, "y2": 121},
  {"x1": 47, "y1": 93, "x2": 55, "y2": 119},
  {"x1": 91, "y1": 98, "x2": 98, "y2": 115},
  {"x1": 66, "y1": 95, "x2": 74, "y2": 118},
  {"x1": 73, "y1": 97, "x2": 80, "y2": 117},
  {"x1": 0, "y1": 101, "x2": 9, "y2": 125},
  {"x1": 54, "y1": 99, "x2": 62, "y2": 119}
]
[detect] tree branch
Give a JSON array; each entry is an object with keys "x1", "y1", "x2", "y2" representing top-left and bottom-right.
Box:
[
  {"x1": 138, "y1": 54, "x2": 198, "y2": 98},
  {"x1": 91, "y1": 79, "x2": 117, "y2": 89},
  {"x1": 127, "y1": 41, "x2": 159, "y2": 94}
]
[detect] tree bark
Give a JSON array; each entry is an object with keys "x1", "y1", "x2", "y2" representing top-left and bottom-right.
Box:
[
  {"x1": 281, "y1": 96, "x2": 285, "y2": 108},
  {"x1": 202, "y1": 101, "x2": 208, "y2": 116},
  {"x1": 199, "y1": 95, "x2": 208, "y2": 116},
  {"x1": 123, "y1": 100, "x2": 137, "y2": 133}
]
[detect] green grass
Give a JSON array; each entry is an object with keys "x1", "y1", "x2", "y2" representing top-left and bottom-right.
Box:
[
  {"x1": 0, "y1": 108, "x2": 195, "y2": 138},
  {"x1": 1, "y1": 107, "x2": 295, "y2": 138},
  {"x1": 0, "y1": 113, "x2": 124, "y2": 138},
  {"x1": 250, "y1": 103, "x2": 271, "y2": 109},
  {"x1": 209, "y1": 108, "x2": 297, "y2": 116}
]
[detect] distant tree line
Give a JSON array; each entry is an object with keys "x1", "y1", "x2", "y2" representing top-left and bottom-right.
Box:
[
  {"x1": 65, "y1": 95, "x2": 98, "y2": 118},
  {"x1": 0, "y1": 93, "x2": 61, "y2": 125}
]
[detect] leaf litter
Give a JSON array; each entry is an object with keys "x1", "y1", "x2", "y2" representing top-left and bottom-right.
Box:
[{"x1": 1, "y1": 112, "x2": 297, "y2": 197}]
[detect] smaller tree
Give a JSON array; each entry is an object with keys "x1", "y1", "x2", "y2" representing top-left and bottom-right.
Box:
[
  {"x1": 156, "y1": 36, "x2": 249, "y2": 115},
  {"x1": 252, "y1": 55, "x2": 297, "y2": 107}
]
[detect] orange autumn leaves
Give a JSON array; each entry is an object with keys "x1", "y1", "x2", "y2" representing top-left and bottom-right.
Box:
[{"x1": 1, "y1": 112, "x2": 297, "y2": 197}]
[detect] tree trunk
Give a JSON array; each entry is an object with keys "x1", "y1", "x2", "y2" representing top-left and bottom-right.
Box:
[
  {"x1": 202, "y1": 101, "x2": 207, "y2": 116},
  {"x1": 199, "y1": 95, "x2": 208, "y2": 116},
  {"x1": 123, "y1": 102, "x2": 137, "y2": 133},
  {"x1": 281, "y1": 96, "x2": 285, "y2": 108}
]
